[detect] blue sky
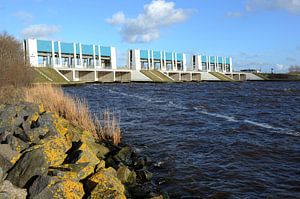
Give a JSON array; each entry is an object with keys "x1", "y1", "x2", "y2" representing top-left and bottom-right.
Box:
[{"x1": 0, "y1": 0, "x2": 300, "y2": 72}]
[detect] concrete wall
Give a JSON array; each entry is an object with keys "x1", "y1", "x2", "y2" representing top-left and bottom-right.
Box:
[
  {"x1": 168, "y1": 73, "x2": 180, "y2": 81},
  {"x1": 181, "y1": 73, "x2": 191, "y2": 81},
  {"x1": 192, "y1": 73, "x2": 201, "y2": 81},
  {"x1": 78, "y1": 71, "x2": 95, "y2": 82},
  {"x1": 115, "y1": 72, "x2": 131, "y2": 82},
  {"x1": 98, "y1": 71, "x2": 114, "y2": 82}
]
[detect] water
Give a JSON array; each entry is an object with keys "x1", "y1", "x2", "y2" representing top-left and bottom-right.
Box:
[{"x1": 64, "y1": 82, "x2": 300, "y2": 199}]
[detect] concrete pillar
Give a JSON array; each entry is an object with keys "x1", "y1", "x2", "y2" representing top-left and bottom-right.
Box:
[
  {"x1": 98, "y1": 45, "x2": 101, "y2": 68},
  {"x1": 73, "y1": 43, "x2": 77, "y2": 68},
  {"x1": 160, "y1": 51, "x2": 163, "y2": 71},
  {"x1": 230, "y1": 57, "x2": 233, "y2": 72},
  {"x1": 51, "y1": 40, "x2": 55, "y2": 67},
  {"x1": 26, "y1": 39, "x2": 38, "y2": 67},
  {"x1": 58, "y1": 41, "x2": 62, "y2": 67},
  {"x1": 183, "y1": 53, "x2": 187, "y2": 71},
  {"x1": 208, "y1": 56, "x2": 211, "y2": 72},
  {"x1": 197, "y1": 55, "x2": 202, "y2": 71},
  {"x1": 79, "y1": 43, "x2": 82, "y2": 67},
  {"x1": 171, "y1": 52, "x2": 175, "y2": 71},
  {"x1": 215, "y1": 56, "x2": 217, "y2": 72},
  {"x1": 93, "y1": 45, "x2": 96, "y2": 69},
  {"x1": 94, "y1": 70, "x2": 97, "y2": 81},
  {"x1": 147, "y1": 50, "x2": 151, "y2": 70},
  {"x1": 72, "y1": 69, "x2": 76, "y2": 81},
  {"x1": 110, "y1": 47, "x2": 117, "y2": 69},
  {"x1": 151, "y1": 50, "x2": 154, "y2": 70},
  {"x1": 163, "y1": 51, "x2": 167, "y2": 70},
  {"x1": 174, "y1": 53, "x2": 178, "y2": 71},
  {"x1": 132, "y1": 50, "x2": 141, "y2": 70}
]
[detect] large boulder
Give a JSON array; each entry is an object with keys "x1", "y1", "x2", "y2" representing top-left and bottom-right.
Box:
[
  {"x1": 117, "y1": 166, "x2": 136, "y2": 185},
  {"x1": 87, "y1": 167, "x2": 126, "y2": 199},
  {"x1": 0, "y1": 180, "x2": 27, "y2": 199},
  {"x1": 114, "y1": 146, "x2": 134, "y2": 166},
  {"x1": 28, "y1": 176, "x2": 84, "y2": 199},
  {"x1": 48, "y1": 163, "x2": 95, "y2": 181},
  {"x1": 40, "y1": 135, "x2": 71, "y2": 167},
  {"x1": 6, "y1": 148, "x2": 48, "y2": 188}
]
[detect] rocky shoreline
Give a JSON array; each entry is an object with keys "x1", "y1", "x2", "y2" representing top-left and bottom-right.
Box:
[{"x1": 0, "y1": 102, "x2": 166, "y2": 199}]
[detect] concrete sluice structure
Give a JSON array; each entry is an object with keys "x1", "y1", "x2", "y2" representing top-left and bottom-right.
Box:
[{"x1": 24, "y1": 39, "x2": 264, "y2": 83}]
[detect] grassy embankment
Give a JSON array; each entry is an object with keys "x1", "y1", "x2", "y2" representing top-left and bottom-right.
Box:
[{"x1": 257, "y1": 73, "x2": 300, "y2": 81}]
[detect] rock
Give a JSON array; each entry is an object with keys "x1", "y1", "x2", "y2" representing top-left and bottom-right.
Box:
[
  {"x1": 64, "y1": 141, "x2": 100, "y2": 168},
  {"x1": 6, "y1": 148, "x2": 48, "y2": 188},
  {"x1": 39, "y1": 135, "x2": 71, "y2": 167},
  {"x1": 117, "y1": 166, "x2": 136, "y2": 184},
  {"x1": 28, "y1": 175, "x2": 51, "y2": 198},
  {"x1": 0, "y1": 167, "x2": 5, "y2": 183},
  {"x1": 150, "y1": 195, "x2": 164, "y2": 199},
  {"x1": 136, "y1": 169, "x2": 153, "y2": 181},
  {"x1": 5, "y1": 134, "x2": 29, "y2": 152},
  {"x1": 0, "y1": 155, "x2": 13, "y2": 174},
  {"x1": 87, "y1": 167, "x2": 126, "y2": 198},
  {"x1": 96, "y1": 144, "x2": 110, "y2": 159},
  {"x1": 0, "y1": 144, "x2": 21, "y2": 165},
  {"x1": 114, "y1": 146, "x2": 134, "y2": 165},
  {"x1": 24, "y1": 127, "x2": 48, "y2": 143},
  {"x1": 0, "y1": 180, "x2": 27, "y2": 199},
  {"x1": 95, "y1": 160, "x2": 106, "y2": 172},
  {"x1": 28, "y1": 176, "x2": 84, "y2": 199},
  {"x1": 48, "y1": 163, "x2": 95, "y2": 181}
]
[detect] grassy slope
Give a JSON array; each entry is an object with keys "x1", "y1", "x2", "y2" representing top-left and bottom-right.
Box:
[{"x1": 32, "y1": 67, "x2": 69, "y2": 84}]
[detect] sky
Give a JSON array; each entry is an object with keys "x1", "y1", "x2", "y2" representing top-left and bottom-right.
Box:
[{"x1": 0, "y1": 0, "x2": 300, "y2": 72}]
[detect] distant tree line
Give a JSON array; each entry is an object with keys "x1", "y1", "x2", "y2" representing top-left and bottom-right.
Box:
[
  {"x1": 288, "y1": 65, "x2": 300, "y2": 73},
  {"x1": 0, "y1": 32, "x2": 33, "y2": 87}
]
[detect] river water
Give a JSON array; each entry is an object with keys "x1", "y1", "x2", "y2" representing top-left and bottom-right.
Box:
[{"x1": 64, "y1": 82, "x2": 300, "y2": 199}]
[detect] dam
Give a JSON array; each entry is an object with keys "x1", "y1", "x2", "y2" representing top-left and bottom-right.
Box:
[{"x1": 24, "y1": 39, "x2": 263, "y2": 83}]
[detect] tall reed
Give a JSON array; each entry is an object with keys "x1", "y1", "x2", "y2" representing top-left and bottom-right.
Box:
[{"x1": 24, "y1": 85, "x2": 121, "y2": 144}]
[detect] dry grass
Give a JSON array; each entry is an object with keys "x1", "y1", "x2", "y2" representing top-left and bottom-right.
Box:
[
  {"x1": 24, "y1": 85, "x2": 121, "y2": 145},
  {"x1": 0, "y1": 86, "x2": 25, "y2": 104}
]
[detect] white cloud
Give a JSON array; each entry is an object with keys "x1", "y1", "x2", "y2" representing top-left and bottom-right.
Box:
[
  {"x1": 14, "y1": 11, "x2": 34, "y2": 24},
  {"x1": 107, "y1": 0, "x2": 192, "y2": 43},
  {"x1": 246, "y1": 0, "x2": 300, "y2": 14},
  {"x1": 226, "y1": 12, "x2": 243, "y2": 18},
  {"x1": 20, "y1": 24, "x2": 60, "y2": 39}
]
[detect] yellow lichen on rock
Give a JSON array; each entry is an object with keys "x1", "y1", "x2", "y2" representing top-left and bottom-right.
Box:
[
  {"x1": 52, "y1": 114, "x2": 69, "y2": 136},
  {"x1": 48, "y1": 178, "x2": 84, "y2": 199},
  {"x1": 30, "y1": 112, "x2": 39, "y2": 123},
  {"x1": 59, "y1": 179, "x2": 84, "y2": 199},
  {"x1": 38, "y1": 103, "x2": 45, "y2": 114},
  {"x1": 41, "y1": 136, "x2": 70, "y2": 166},
  {"x1": 89, "y1": 167, "x2": 126, "y2": 199},
  {"x1": 76, "y1": 142, "x2": 100, "y2": 166},
  {"x1": 10, "y1": 153, "x2": 21, "y2": 165}
]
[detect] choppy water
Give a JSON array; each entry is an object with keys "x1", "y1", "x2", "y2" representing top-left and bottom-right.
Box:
[{"x1": 64, "y1": 82, "x2": 300, "y2": 199}]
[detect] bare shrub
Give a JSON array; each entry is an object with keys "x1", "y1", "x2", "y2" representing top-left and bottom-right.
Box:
[
  {"x1": 24, "y1": 85, "x2": 121, "y2": 144},
  {"x1": 0, "y1": 32, "x2": 33, "y2": 87}
]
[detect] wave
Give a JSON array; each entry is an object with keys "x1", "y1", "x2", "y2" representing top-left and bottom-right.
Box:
[{"x1": 108, "y1": 89, "x2": 300, "y2": 137}]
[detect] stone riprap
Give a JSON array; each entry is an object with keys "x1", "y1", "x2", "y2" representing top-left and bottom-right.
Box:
[{"x1": 0, "y1": 102, "x2": 165, "y2": 199}]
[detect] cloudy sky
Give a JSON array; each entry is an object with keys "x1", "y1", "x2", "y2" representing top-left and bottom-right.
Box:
[{"x1": 0, "y1": 0, "x2": 300, "y2": 72}]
